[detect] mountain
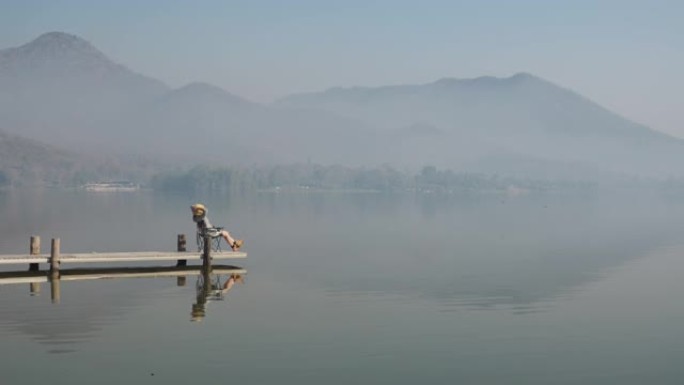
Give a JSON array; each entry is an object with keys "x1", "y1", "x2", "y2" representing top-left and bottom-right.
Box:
[
  {"x1": 280, "y1": 73, "x2": 644, "y2": 136},
  {"x1": 0, "y1": 32, "x2": 168, "y2": 146},
  {"x1": 2, "y1": 32, "x2": 683, "y2": 180},
  {"x1": 277, "y1": 73, "x2": 684, "y2": 178},
  {"x1": 0, "y1": 32, "x2": 372, "y2": 166},
  {"x1": 104, "y1": 81, "x2": 374, "y2": 165}
]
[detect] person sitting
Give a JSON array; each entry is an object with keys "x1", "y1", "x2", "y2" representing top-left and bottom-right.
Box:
[{"x1": 190, "y1": 203, "x2": 243, "y2": 251}]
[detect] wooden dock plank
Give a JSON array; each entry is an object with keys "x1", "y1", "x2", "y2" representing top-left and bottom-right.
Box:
[
  {"x1": 0, "y1": 276, "x2": 49, "y2": 285},
  {"x1": 0, "y1": 255, "x2": 48, "y2": 264}
]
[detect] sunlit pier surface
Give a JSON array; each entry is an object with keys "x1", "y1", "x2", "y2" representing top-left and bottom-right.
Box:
[{"x1": 0, "y1": 234, "x2": 246, "y2": 270}]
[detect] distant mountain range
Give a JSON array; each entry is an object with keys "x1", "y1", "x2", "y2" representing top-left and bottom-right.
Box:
[
  {"x1": 277, "y1": 74, "x2": 684, "y2": 178},
  {"x1": 1, "y1": 31, "x2": 683, "y2": 184}
]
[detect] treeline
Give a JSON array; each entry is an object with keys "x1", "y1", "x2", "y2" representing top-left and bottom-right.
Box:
[
  {"x1": 150, "y1": 164, "x2": 408, "y2": 194},
  {"x1": 150, "y1": 164, "x2": 597, "y2": 194}
]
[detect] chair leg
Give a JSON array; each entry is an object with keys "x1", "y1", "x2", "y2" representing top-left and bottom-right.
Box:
[{"x1": 196, "y1": 233, "x2": 204, "y2": 252}]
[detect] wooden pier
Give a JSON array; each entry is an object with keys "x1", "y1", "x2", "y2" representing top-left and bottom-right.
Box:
[
  {"x1": 0, "y1": 234, "x2": 247, "y2": 270},
  {"x1": 0, "y1": 250, "x2": 246, "y2": 266},
  {"x1": 0, "y1": 233, "x2": 247, "y2": 304}
]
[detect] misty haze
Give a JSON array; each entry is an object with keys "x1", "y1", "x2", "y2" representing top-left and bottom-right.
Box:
[
  {"x1": 2, "y1": 32, "x2": 684, "y2": 189},
  {"x1": 2, "y1": 3, "x2": 684, "y2": 385}
]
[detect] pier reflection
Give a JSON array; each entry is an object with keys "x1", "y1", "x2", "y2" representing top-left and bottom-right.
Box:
[
  {"x1": 0, "y1": 263, "x2": 247, "y2": 352},
  {"x1": 0, "y1": 264, "x2": 246, "y2": 314}
]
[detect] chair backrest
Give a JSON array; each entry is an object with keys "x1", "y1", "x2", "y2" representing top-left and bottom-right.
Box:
[
  {"x1": 196, "y1": 228, "x2": 225, "y2": 252},
  {"x1": 198, "y1": 227, "x2": 223, "y2": 238}
]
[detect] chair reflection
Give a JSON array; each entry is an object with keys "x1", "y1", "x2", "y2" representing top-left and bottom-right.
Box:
[{"x1": 191, "y1": 267, "x2": 244, "y2": 322}]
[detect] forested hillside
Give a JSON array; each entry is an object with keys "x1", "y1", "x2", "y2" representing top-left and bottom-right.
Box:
[{"x1": 0, "y1": 129, "x2": 157, "y2": 187}]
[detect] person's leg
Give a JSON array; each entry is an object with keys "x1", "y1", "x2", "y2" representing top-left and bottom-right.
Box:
[
  {"x1": 221, "y1": 230, "x2": 243, "y2": 250},
  {"x1": 220, "y1": 230, "x2": 235, "y2": 246}
]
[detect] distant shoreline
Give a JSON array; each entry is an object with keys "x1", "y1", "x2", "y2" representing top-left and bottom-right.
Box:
[{"x1": 82, "y1": 182, "x2": 140, "y2": 192}]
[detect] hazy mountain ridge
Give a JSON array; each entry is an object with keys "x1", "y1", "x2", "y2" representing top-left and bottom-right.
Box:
[
  {"x1": 1, "y1": 32, "x2": 374, "y2": 167},
  {"x1": 0, "y1": 32, "x2": 167, "y2": 94},
  {"x1": 1, "y1": 31, "x2": 683, "y2": 183},
  {"x1": 278, "y1": 72, "x2": 672, "y2": 141},
  {"x1": 0, "y1": 32, "x2": 168, "y2": 145},
  {"x1": 277, "y1": 73, "x2": 684, "y2": 177},
  {"x1": 105, "y1": 80, "x2": 374, "y2": 166}
]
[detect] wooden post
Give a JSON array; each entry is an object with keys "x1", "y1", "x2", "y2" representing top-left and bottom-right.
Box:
[
  {"x1": 50, "y1": 238, "x2": 60, "y2": 272},
  {"x1": 30, "y1": 282, "x2": 41, "y2": 296},
  {"x1": 192, "y1": 260, "x2": 212, "y2": 322},
  {"x1": 49, "y1": 237, "x2": 61, "y2": 304},
  {"x1": 176, "y1": 233, "x2": 187, "y2": 285},
  {"x1": 177, "y1": 276, "x2": 187, "y2": 287},
  {"x1": 29, "y1": 235, "x2": 41, "y2": 295},
  {"x1": 202, "y1": 233, "x2": 211, "y2": 271},
  {"x1": 176, "y1": 234, "x2": 187, "y2": 267},
  {"x1": 29, "y1": 235, "x2": 40, "y2": 271},
  {"x1": 50, "y1": 270, "x2": 61, "y2": 304}
]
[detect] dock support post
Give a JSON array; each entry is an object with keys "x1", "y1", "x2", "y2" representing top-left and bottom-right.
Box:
[
  {"x1": 193, "y1": 263, "x2": 212, "y2": 322},
  {"x1": 202, "y1": 233, "x2": 211, "y2": 271},
  {"x1": 176, "y1": 234, "x2": 187, "y2": 267},
  {"x1": 29, "y1": 235, "x2": 41, "y2": 295},
  {"x1": 177, "y1": 234, "x2": 187, "y2": 286},
  {"x1": 50, "y1": 271, "x2": 61, "y2": 304},
  {"x1": 50, "y1": 238, "x2": 61, "y2": 304},
  {"x1": 30, "y1": 282, "x2": 41, "y2": 296},
  {"x1": 50, "y1": 238, "x2": 60, "y2": 272},
  {"x1": 192, "y1": 235, "x2": 213, "y2": 321},
  {"x1": 29, "y1": 235, "x2": 40, "y2": 272}
]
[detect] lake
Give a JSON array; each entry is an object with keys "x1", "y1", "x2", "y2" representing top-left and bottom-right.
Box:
[{"x1": 2, "y1": 189, "x2": 684, "y2": 384}]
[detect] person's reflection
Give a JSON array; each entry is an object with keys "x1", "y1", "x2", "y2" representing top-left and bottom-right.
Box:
[{"x1": 191, "y1": 273, "x2": 244, "y2": 322}]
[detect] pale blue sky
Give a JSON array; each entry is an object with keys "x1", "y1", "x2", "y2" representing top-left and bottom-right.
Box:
[{"x1": 1, "y1": 0, "x2": 682, "y2": 137}]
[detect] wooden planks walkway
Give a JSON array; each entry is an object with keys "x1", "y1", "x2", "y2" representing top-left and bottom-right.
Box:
[
  {"x1": 0, "y1": 234, "x2": 247, "y2": 269},
  {"x1": 1, "y1": 235, "x2": 247, "y2": 304}
]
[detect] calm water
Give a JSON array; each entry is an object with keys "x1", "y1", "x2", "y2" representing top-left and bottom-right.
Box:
[{"x1": 2, "y1": 189, "x2": 684, "y2": 384}]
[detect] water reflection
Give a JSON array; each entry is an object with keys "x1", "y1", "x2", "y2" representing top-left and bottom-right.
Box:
[
  {"x1": 191, "y1": 267, "x2": 244, "y2": 322},
  {"x1": 0, "y1": 264, "x2": 246, "y2": 351},
  {"x1": 284, "y1": 191, "x2": 684, "y2": 313}
]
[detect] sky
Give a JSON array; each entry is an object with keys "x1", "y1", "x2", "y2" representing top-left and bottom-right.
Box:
[{"x1": 1, "y1": 0, "x2": 682, "y2": 138}]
